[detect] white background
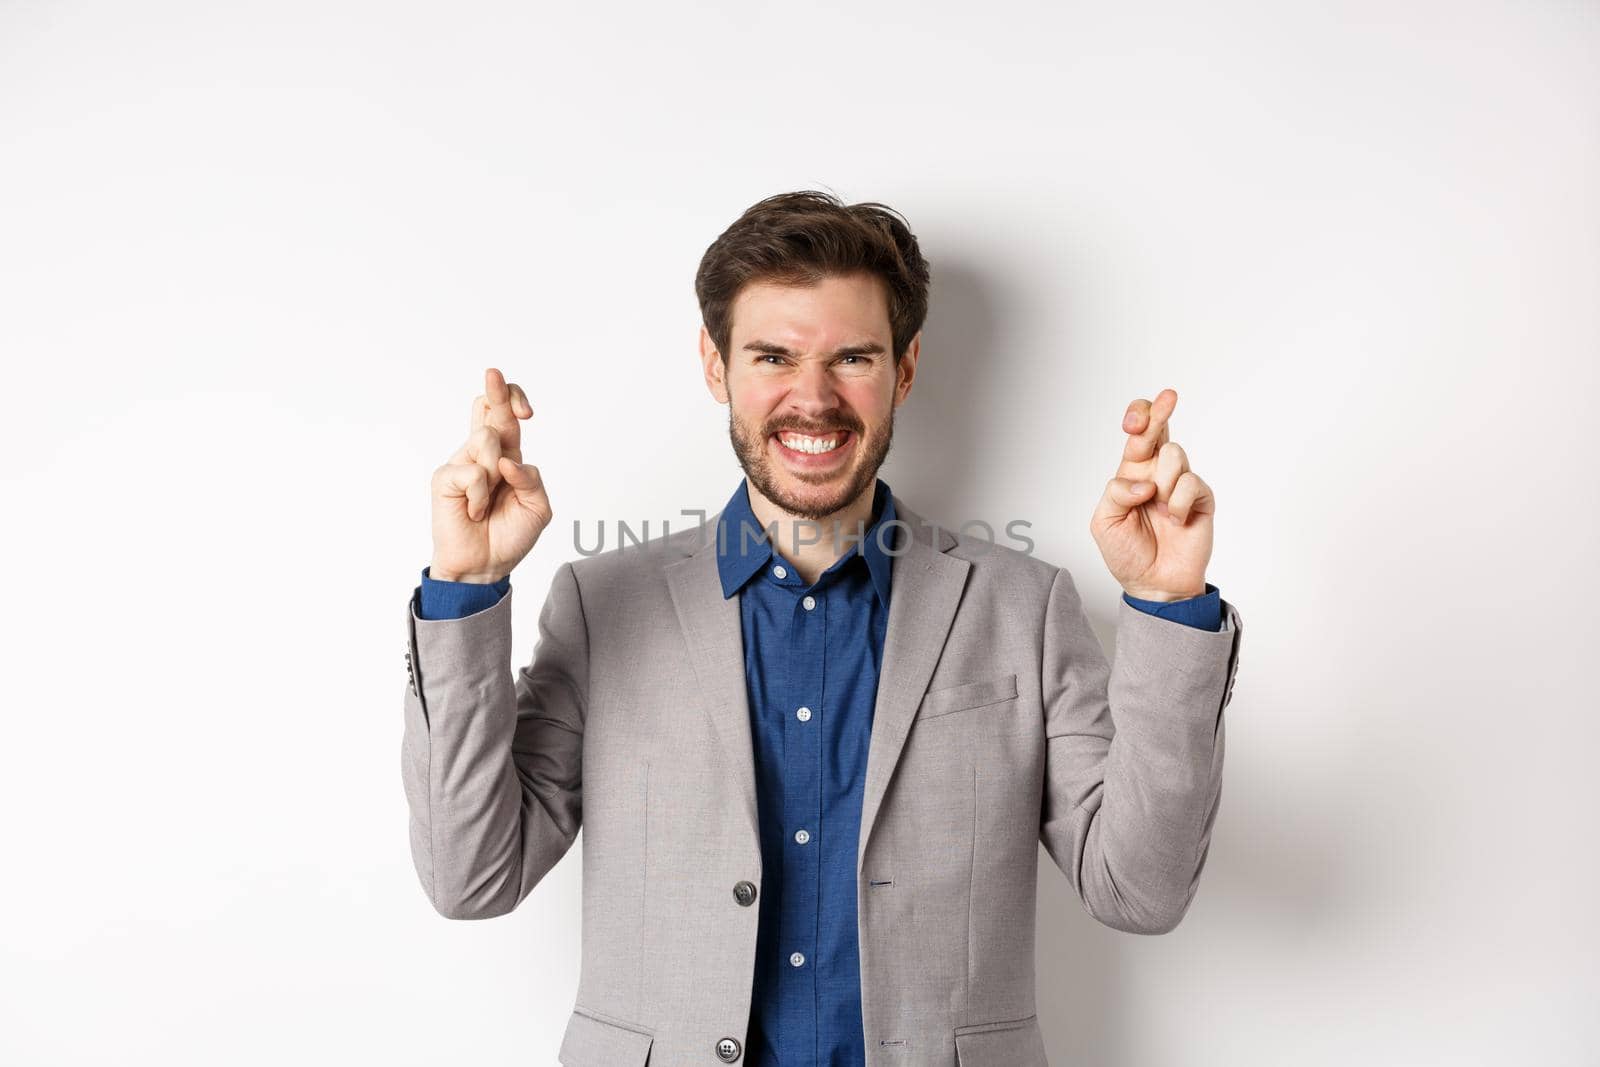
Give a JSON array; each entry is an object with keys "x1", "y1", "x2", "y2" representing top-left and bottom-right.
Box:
[{"x1": 2, "y1": 1, "x2": 1596, "y2": 1064}]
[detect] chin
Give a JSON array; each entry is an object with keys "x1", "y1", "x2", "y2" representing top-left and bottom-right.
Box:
[{"x1": 770, "y1": 472, "x2": 863, "y2": 519}]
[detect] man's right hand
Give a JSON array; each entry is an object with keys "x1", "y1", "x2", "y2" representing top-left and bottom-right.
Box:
[{"x1": 428, "y1": 367, "x2": 552, "y2": 584}]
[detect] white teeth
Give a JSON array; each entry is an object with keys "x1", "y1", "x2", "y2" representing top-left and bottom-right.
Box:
[{"x1": 778, "y1": 432, "x2": 843, "y2": 454}]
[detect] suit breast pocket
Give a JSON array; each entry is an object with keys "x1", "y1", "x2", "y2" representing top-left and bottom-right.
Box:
[{"x1": 916, "y1": 672, "x2": 1018, "y2": 722}]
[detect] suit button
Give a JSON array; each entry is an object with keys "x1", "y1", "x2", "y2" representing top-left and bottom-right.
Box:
[
  {"x1": 733, "y1": 880, "x2": 757, "y2": 906},
  {"x1": 716, "y1": 1036, "x2": 742, "y2": 1061}
]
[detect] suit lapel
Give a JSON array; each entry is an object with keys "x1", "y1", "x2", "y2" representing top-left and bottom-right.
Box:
[
  {"x1": 664, "y1": 512, "x2": 761, "y2": 846},
  {"x1": 856, "y1": 498, "x2": 968, "y2": 872}
]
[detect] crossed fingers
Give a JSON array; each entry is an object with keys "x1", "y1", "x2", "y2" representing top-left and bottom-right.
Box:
[
  {"x1": 451, "y1": 367, "x2": 533, "y2": 501},
  {"x1": 1121, "y1": 388, "x2": 1174, "y2": 464},
  {"x1": 1118, "y1": 388, "x2": 1213, "y2": 524}
]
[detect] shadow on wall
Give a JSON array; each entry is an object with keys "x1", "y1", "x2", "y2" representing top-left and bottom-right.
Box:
[
  {"x1": 883, "y1": 256, "x2": 1009, "y2": 521},
  {"x1": 1033, "y1": 732, "x2": 1347, "y2": 1064}
]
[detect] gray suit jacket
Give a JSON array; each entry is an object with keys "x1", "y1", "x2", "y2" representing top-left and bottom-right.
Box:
[{"x1": 400, "y1": 494, "x2": 1244, "y2": 1067}]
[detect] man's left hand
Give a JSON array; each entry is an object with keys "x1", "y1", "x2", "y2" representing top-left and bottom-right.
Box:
[{"x1": 1089, "y1": 387, "x2": 1215, "y2": 602}]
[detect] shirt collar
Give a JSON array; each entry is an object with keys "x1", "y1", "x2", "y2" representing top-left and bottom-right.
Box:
[{"x1": 715, "y1": 476, "x2": 896, "y2": 606}]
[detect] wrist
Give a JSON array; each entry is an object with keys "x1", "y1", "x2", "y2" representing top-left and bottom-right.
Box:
[
  {"x1": 427, "y1": 565, "x2": 509, "y2": 585},
  {"x1": 1122, "y1": 583, "x2": 1208, "y2": 603}
]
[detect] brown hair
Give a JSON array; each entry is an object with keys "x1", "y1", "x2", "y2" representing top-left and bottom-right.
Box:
[{"x1": 695, "y1": 190, "x2": 931, "y2": 364}]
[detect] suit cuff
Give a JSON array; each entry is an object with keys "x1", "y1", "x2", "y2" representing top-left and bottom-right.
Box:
[
  {"x1": 1122, "y1": 582, "x2": 1222, "y2": 632},
  {"x1": 417, "y1": 566, "x2": 511, "y2": 620}
]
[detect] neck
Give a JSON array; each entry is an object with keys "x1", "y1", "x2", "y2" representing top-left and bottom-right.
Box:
[{"x1": 745, "y1": 479, "x2": 879, "y2": 585}]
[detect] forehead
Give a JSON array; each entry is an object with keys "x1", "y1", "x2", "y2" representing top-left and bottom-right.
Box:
[{"x1": 729, "y1": 272, "x2": 891, "y2": 349}]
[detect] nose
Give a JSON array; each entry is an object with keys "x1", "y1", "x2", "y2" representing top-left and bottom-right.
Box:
[{"x1": 785, "y1": 360, "x2": 841, "y2": 420}]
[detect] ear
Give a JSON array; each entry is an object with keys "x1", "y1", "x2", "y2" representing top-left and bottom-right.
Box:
[
  {"x1": 700, "y1": 325, "x2": 729, "y2": 404},
  {"x1": 893, "y1": 331, "x2": 921, "y2": 407}
]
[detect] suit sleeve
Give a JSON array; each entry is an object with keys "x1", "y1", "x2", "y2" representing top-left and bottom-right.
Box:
[
  {"x1": 400, "y1": 560, "x2": 588, "y2": 919},
  {"x1": 1037, "y1": 566, "x2": 1243, "y2": 934}
]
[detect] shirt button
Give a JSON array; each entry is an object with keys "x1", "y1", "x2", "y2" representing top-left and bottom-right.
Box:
[
  {"x1": 802, "y1": 595, "x2": 816, "y2": 611},
  {"x1": 790, "y1": 951, "x2": 805, "y2": 967},
  {"x1": 794, "y1": 828, "x2": 810, "y2": 844},
  {"x1": 772, "y1": 564, "x2": 787, "y2": 579},
  {"x1": 796, "y1": 706, "x2": 812, "y2": 722}
]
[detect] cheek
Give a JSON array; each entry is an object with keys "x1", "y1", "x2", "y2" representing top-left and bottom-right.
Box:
[
  {"x1": 732, "y1": 381, "x2": 787, "y2": 420},
  {"x1": 837, "y1": 382, "x2": 891, "y2": 422}
]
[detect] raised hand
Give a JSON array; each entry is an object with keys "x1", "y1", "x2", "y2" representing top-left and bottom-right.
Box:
[
  {"x1": 429, "y1": 367, "x2": 552, "y2": 584},
  {"x1": 1089, "y1": 388, "x2": 1214, "y2": 601}
]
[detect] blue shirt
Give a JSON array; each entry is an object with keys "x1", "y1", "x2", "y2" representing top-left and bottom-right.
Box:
[
  {"x1": 415, "y1": 482, "x2": 1222, "y2": 1065},
  {"x1": 714, "y1": 477, "x2": 896, "y2": 1066}
]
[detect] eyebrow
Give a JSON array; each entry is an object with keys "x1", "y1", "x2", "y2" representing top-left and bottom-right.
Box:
[{"x1": 742, "y1": 340, "x2": 888, "y2": 357}]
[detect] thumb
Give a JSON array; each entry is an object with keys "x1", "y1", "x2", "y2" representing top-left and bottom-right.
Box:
[{"x1": 497, "y1": 457, "x2": 552, "y2": 518}]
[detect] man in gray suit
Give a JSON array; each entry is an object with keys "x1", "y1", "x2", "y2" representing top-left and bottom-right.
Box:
[{"x1": 401, "y1": 191, "x2": 1243, "y2": 1066}]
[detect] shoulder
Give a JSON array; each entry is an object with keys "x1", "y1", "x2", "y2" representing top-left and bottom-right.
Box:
[
  {"x1": 565, "y1": 513, "x2": 710, "y2": 589},
  {"x1": 912, "y1": 508, "x2": 1062, "y2": 592}
]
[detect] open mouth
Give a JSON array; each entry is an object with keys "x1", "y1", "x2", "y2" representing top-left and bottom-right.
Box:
[{"x1": 771, "y1": 429, "x2": 855, "y2": 467}]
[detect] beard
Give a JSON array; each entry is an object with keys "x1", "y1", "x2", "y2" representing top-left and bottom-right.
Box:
[{"x1": 727, "y1": 403, "x2": 894, "y2": 522}]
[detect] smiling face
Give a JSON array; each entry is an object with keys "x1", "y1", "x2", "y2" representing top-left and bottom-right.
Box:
[{"x1": 700, "y1": 271, "x2": 919, "y2": 521}]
